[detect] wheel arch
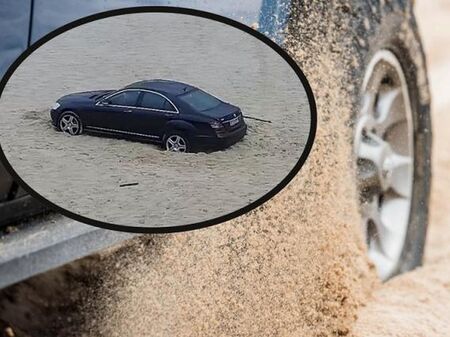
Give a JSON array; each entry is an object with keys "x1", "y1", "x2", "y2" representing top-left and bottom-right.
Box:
[{"x1": 164, "y1": 120, "x2": 197, "y2": 136}]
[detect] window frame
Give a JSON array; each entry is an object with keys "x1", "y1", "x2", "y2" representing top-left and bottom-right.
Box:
[
  {"x1": 97, "y1": 88, "x2": 179, "y2": 114},
  {"x1": 99, "y1": 89, "x2": 140, "y2": 108},
  {"x1": 138, "y1": 90, "x2": 178, "y2": 113}
]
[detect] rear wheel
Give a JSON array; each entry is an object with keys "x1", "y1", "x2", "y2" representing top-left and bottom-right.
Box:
[{"x1": 164, "y1": 132, "x2": 190, "y2": 153}]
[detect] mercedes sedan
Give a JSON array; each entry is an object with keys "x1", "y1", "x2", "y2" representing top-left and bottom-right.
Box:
[{"x1": 50, "y1": 80, "x2": 247, "y2": 152}]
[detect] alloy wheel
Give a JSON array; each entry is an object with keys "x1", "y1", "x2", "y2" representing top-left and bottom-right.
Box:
[
  {"x1": 59, "y1": 114, "x2": 81, "y2": 136},
  {"x1": 355, "y1": 50, "x2": 414, "y2": 280},
  {"x1": 166, "y1": 135, "x2": 187, "y2": 152}
]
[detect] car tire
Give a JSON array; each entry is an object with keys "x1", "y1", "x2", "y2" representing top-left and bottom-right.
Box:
[
  {"x1": 287, "y1": 1, "x2": 431, "y2": 279},
  {"x1": 58, "y1": 111, "x2": 83, "y2": 136},
  {"x1": 163, "y1": 132, "x2": 191, "y2": 153},
  {"x1": 355, "y1": 3, "x2": 431, "y2": 279}
]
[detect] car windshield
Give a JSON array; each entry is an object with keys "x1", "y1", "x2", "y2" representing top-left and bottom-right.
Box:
[{"x1": 178, "y1": 89, "x2": 221, "y2": 112}]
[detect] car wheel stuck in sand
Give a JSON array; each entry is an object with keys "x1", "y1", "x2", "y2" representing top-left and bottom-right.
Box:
[
  {"x1": 354, "y1": 15, "x2": 431, "y2": 280},
  {"x1": 50, "y1": 79, "x2": 247, "y2": 153}
]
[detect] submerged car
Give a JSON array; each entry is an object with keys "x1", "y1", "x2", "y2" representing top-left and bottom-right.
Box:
[{"x1": 50, "y1": 80, "x2": 247, "y2": 152}]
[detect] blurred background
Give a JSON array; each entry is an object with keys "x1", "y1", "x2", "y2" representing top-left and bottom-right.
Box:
[{"x1": 416, "y1": 0, "x2": 450, "y2": 261}]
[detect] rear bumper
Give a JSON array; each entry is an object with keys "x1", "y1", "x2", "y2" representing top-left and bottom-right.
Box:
[{"x1": 193, "y1": 124, "x2": 247, "y2": 151}]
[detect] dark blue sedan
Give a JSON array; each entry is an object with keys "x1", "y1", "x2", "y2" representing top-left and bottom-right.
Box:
[{"x1": 50, "y1": 80, "x2": 247, "y2": 152}]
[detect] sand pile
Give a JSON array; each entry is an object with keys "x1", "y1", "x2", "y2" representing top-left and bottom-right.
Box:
[{"x1": 354, "y1": 260, "x2": 450, "y2": 337}]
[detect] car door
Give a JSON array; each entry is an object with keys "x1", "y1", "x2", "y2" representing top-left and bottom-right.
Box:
[
  {"x1": 127, "y1": 91, "x2": 178, "y2": 140},
  {"x1": 89, "y1": 90, "x2": 140, "y2": 132}
]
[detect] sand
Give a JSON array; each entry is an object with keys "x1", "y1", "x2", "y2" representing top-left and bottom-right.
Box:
[{"x1": 0, "y1": 7, "x2": 376, "y2": 337}]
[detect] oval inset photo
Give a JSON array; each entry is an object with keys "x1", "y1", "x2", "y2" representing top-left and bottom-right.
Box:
[{"x1": 0, "y1": 8, "x2": 316, "y2": 232}]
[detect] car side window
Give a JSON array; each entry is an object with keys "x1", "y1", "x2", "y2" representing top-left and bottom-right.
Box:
[
  {"x1": 140, "y1": 92, "x2": 175, "y2": 112},
  {"x1": 107, "y1": 91, "x2": 139, "y2": 106}
]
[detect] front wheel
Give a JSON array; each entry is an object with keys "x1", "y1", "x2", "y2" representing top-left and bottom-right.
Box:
[
  {"x1": 58, "y1": 111, "x2": 83, "y2": 136},
  {"x1": 164, "y1": 132, "x2": 191, "y2": 153}
]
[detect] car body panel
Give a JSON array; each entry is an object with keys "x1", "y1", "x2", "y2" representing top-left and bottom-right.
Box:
[{"x1": 0, "y1": 0, "x2": 32, "y2": 82}]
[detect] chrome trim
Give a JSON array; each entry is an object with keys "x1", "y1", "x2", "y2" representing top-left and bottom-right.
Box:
[
  {"x1": 96, "y1": 88, "x2": 179, "y2": 113},
  {"x1": 86, "y1": 126, "x2": 160, "y2": 139},
  {"x1": 226, "y1": 116, "x2": 240, "y2": 125}
]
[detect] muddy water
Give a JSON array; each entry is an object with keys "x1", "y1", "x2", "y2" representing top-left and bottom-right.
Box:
[{"x1": 0, "y1": 13, "x2": 311, "y2": 227}]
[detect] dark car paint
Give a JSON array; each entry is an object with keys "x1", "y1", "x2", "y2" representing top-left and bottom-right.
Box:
[{"x1": 51, "y1": 81, "x2": 247, "y2": 150}]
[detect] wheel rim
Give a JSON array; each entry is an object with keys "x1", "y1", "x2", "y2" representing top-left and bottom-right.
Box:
[
  {"x1": 355, "y1": 50, "x2": 414, "y2": 280},
  {"x1": 166, "y1": 135, "x2": 187, "y2": 152},
  {"x1": 59, "y1": 114, "x2": 80, "y2": 135}
]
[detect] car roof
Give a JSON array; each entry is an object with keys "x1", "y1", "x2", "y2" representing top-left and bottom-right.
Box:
[{"x1": 124, "y1": 80, "x2": 196, "y2": 96}]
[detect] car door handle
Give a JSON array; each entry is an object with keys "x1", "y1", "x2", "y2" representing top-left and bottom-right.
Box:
[{"x1": 123, "y1": 109, "x2": 133, "y2": 113}]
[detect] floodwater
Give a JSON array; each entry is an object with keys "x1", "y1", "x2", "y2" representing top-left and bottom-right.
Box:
[{"x1": 0, "y1": 13, "x2": 311, "y2": 227}]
